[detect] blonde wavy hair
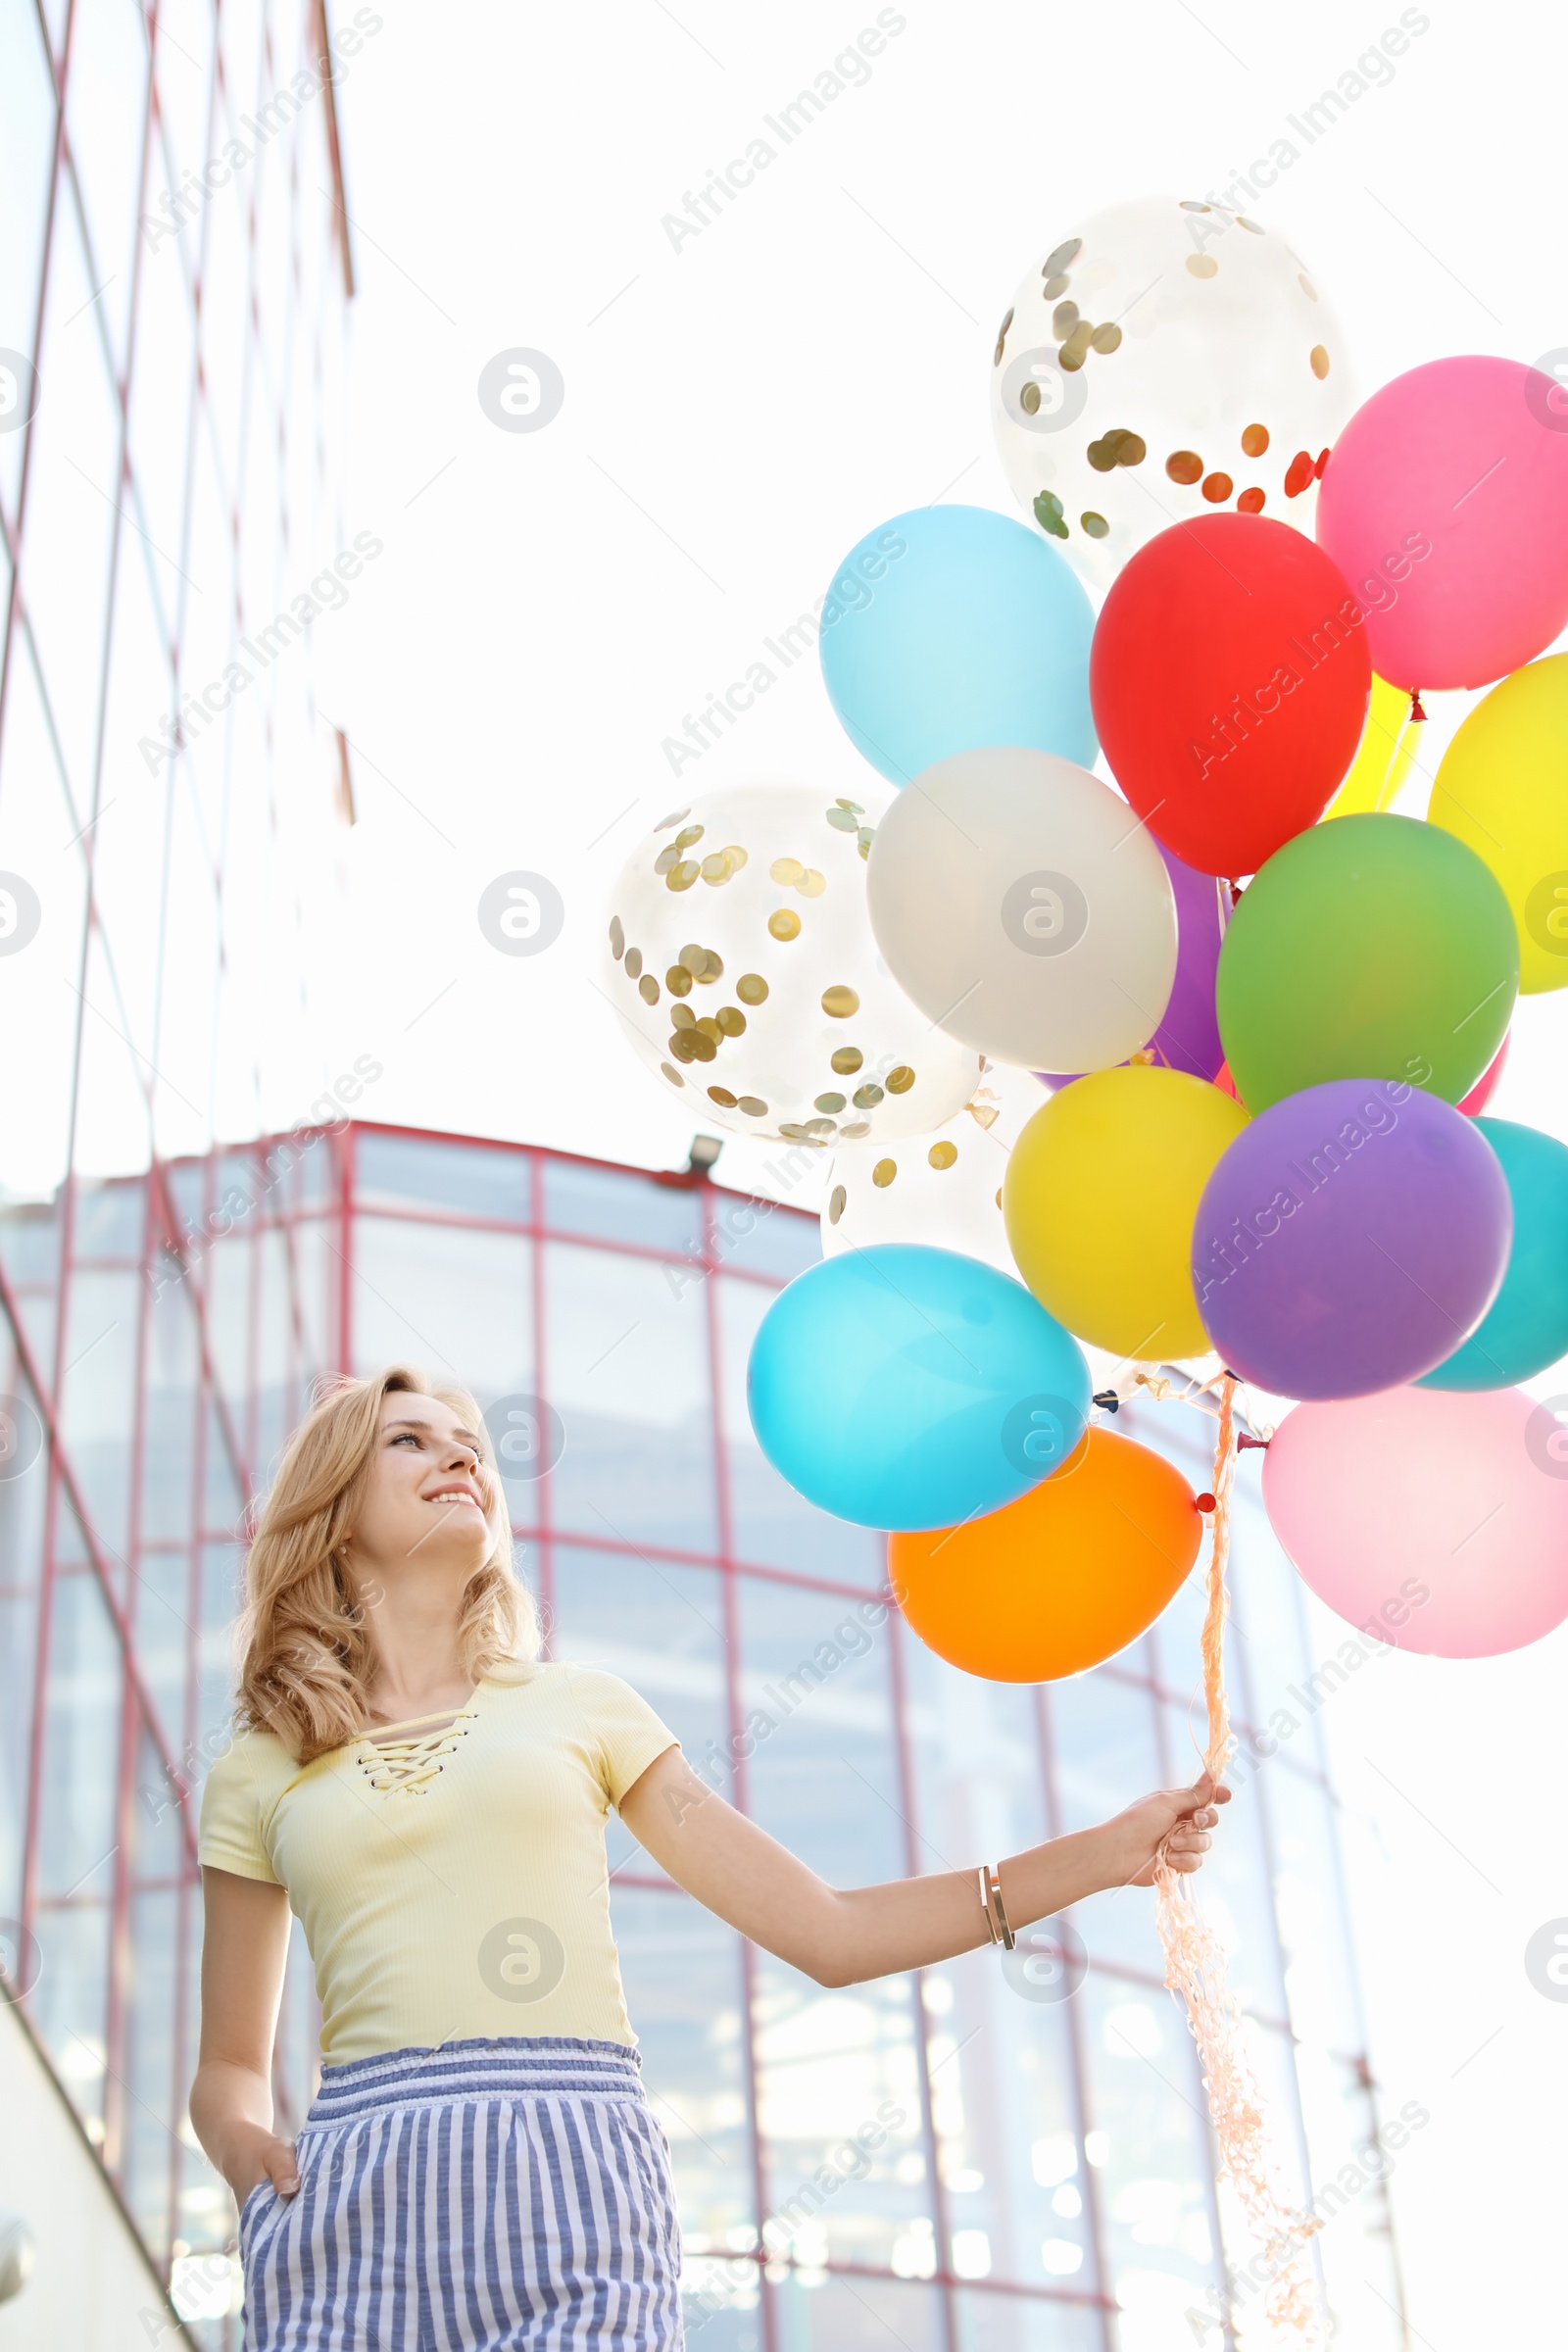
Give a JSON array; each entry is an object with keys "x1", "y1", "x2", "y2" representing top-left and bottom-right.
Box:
[{"x1": 236, "y1": 1366, "x2": 539, "y2": 1762}]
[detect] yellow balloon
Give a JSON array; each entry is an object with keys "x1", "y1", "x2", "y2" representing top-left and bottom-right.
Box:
[
  {"x1": 1004, "y1": 1066, "x2": 1250, "y2": 1357},
  {"x1": 1325, "y1": 671, "x2": 1416, "y2": 819},
  {"x1": 1428, "y1": 654, "x2": 1568, "y2": 995}
]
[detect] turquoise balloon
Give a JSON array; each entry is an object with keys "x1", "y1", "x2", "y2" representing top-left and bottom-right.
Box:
[
  {"x1": 1418, "y1": 1117, "x2": 1568, "y2": 1390},
  {"x1": 747, "y1": 1244, "x2": 1091, "y2": 1532},
  {"x1": 817, "y1": 504, "x2": 1097, "y2": 786}
]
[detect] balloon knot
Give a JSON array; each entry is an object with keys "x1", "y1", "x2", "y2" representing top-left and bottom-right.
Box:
[
  {"x1": 1409, "y1": 688, "x2": 1428, "y2": 723},
  {"x1": 1237, "y1": 1433, "x2": 1270, "y2": 1451},
  {"x1": 1195, "y1": 1492, "x2": 1217, "y2": 1513},
  {"x1": 1092, "y1": 1390, "x2": 1121, "y2": 1414}
]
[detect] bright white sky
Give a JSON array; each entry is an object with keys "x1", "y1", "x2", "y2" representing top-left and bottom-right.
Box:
[{"x1": 317, "y1": 4, "x2": 1566, "y2": 2338}]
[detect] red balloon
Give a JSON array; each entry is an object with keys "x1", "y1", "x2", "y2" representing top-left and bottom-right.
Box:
[
  {"x1": 1458, "y1": 1031, "x2": 1509, "y2": 1116},
  {"x1": 1090, "y1": 514, "x2": 1372, "y2": 878}
]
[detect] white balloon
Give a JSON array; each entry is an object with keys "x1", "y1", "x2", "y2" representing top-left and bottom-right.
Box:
[
  {"x1": 606, "y1": 783, "x2": 982, "y2": 1148},
  {"x1": 820, "y1": 1065, "x2": 1042, "y2": 1276},
  {"x1": 991, "y1": 195, "x2": 1354, "y2": 594},
  {"x1": 864, "y1": 747, "x2": 1177, "y2": 1072}
]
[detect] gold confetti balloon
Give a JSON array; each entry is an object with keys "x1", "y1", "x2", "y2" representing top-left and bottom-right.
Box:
[
  {"x1": 820, "y1": 1065, "x2": 1042, "y2": 1276},
  {"x1": 607, "y1": 784, "x2": 981, "y2": 1147},
  {"x1": 991, "y1": 196, "x2": 1353, "y2": 593}
]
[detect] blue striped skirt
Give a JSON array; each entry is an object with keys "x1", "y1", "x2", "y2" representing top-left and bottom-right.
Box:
[{"x1": 240, "y1": 2038, "x2": 684, "y2": 2352}]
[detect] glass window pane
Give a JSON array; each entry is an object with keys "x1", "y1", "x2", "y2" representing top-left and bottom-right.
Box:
[
  {"x1": 0, "y1": 1197, "x2": 62, "y2": 1289},
  {"x1": 32, "y1": 1896, "x2": 115, "y2": 2149},
  {"x1": 921, "y1": 1950, "x2": 1100, "y2": 2300},
  {"x1": 1077, "y1": 1968, "x2": 1221, "y2": 2349},
  {"x1": 355, "y1": 1130, "x2": 530, "y2": 1221},
  {"x1": 33, "y1": 1552, "x2": 123, "y2": 2148},
  {"x1": 770, "y1": 2277, "x2": 944, "y2": 2352},
  {"x1": 143, "y1": 1276, "x2": 199, "y2": 1545},
  {"x1": 903, "y1": 1635, "x2": 1049, "y2": 1876},
  {"x1": 58, "y1": 1264, "x2": 142, "y2": 1563},
  {"x1": 349, "y1": 1215, "x2": 533, "y2": 1397},
  {"x1": 1044, "y1": 1673, "x2": 1165, "y2": 1982},
  {"x1": 74, "y1": 1175, "x2": 145, "y2": 1257},
  {"x1": 543, "y1": 1154, "x2": 703, "y2": 1255},
  {"x1": 754, "y1": 1956, "x2": 929, "y2": 2282},
  {"x1": 36, "y1": 1564, "x2": 122, "y2": 1901},
  {"x1": 132, "y1": 1545, "x2": 192, "y2": 1754},
  {"x1": 0, "y1": 1352, "x2": 48, "y2": 1917},
  {"x1": 122, "y1": 1722, "x2": 183, "y2": 2261},
  {"x1": 737, "y1": 1574, "x2": 904, "y2": 1889},
  {"x1": 196, "y1": 1541, "x2": 244, "y2": 1763},
  {"x1": 954, "y1": 2287, "x2": 1103, "y2": 2352},
  {"x1": 545, "y1": 1239, "x2": 716, "y2": 1554}
]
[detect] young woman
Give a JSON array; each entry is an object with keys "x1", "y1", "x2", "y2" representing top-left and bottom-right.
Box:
[{"x1": 193, "y1": 1366, "x2": 1226, "y2": 2352}]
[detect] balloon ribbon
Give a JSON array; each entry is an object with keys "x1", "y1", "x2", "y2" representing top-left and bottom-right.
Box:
[{"x1": 1152, "y1": 1372, "x2": 1326, "y2": 2342}]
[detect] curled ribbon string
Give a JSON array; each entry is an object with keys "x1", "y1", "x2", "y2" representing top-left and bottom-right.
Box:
[{"x1": 1151, "y1": 1372, "x2": 1326, "y2": 2342}]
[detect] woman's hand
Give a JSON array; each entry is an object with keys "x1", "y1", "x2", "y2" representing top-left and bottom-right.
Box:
[
  {"x1": 1100, "y1": 1775, "x2": 1231, "y2": 1890},
  {"x1": 224, "y1": 2122, "x2": 301, "y2": 2207},
  {"x1": 620, "y1": 1748, "x2": 1233, "y2": 1989}
]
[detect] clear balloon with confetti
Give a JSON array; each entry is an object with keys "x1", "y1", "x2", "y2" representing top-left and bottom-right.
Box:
[
  {"x1": 991, "y1": 195, "x2": 1354, "y2": 594},
  {"x1": 606, "y1": 784, "x2": 981, "y2": 1149},
  {"x1": 819, "y1": 1064, "x2": 1043, "y2": 1274}
]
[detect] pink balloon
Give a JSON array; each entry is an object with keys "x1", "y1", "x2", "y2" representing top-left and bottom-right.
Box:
[
  {"x1": 1458, "y1": 1030, "x2": 1509, "y2": 1116},
  {"x1": 1316, "y1": 357, "x2": 1568, "y2": 692},
  {"x1": 1263, "y1": 1385, "x2": 1568, "y2": 1658}
]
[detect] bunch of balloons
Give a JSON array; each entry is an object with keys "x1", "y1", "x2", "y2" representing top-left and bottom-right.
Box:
[{"x1": 607, "y1": 194, "x2": 1568, "y2": 1677}]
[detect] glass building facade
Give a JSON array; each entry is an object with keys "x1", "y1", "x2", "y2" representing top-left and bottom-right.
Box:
[
  {"x1": 1, "y1": 1117, "x2": 1410, "y2": 2350},
  {"x1": 0, "y1": 0, "x2": 351, "y2": 2332}
]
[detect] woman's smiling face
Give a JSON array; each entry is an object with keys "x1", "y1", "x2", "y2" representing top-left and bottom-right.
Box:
[{"x1": 346, "y1": 1391, "x2": 498, "y2": 1587}]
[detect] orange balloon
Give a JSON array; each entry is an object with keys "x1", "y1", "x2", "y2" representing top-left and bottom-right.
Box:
[
  {"x1": 1214, "y1": 1059, "x2": 1240, "y2": 1101},
  {"x1": 890, "y1": 1427, "x2": 1203, "y2": 1681}
]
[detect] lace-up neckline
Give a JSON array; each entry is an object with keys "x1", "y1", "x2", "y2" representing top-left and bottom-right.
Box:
[{"x1": 359, "y1": 1704, "x2": 477, "y2": 1794}]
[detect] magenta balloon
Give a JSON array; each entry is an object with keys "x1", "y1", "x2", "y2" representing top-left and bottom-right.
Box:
[
  {"x1": 1192, "y1": 1077, "x2": 1511, "y2": 1399},
  {"x1": 1263, "y1": 1387, "x2": 1568, "y2": 1657},
  {"x1": 1038, "y1": 841, "x2": 1225, "y2": 1089},
  {"x1": 1316, "y1": 356, "x2": 1568, "y2": 691}
]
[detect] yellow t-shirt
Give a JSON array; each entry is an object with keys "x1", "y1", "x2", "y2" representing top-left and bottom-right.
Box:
[{"x1": 197, "y1": 1664, "x2": 678, "y2": 2065}]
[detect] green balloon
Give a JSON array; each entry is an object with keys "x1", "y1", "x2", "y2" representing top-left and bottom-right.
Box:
[{"x1": 1217, "y1": 813, "x2": 1517, "y2": 1112}]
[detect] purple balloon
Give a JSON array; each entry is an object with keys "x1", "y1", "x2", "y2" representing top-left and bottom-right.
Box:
[
  {"x1": 1192, "y1": 1078, "x2": 1511, "y2": 1399},
  {"x1": 1040, "y1": 840, "x2": 1226, "y2": 1089}
]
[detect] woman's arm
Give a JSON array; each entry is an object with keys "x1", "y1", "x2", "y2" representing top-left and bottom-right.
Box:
[
  {"x1": 189, "y1": 1868, "x2": 302, "y2": 2205},
  {"x1": 617, "y1": 1747, "x2": 1227, "y2": 1987}
]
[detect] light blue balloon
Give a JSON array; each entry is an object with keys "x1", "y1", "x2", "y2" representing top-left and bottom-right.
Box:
[
  {"x1": 817, "y1": 504, "x2": 1097, "y2": 786},
  {"x1": 747, "y1": 1244, "x2": 1091, "y2": 1532},
  {"x1": 1418, "y1": 1117, "x2": 1568, "y2": 1391}
]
